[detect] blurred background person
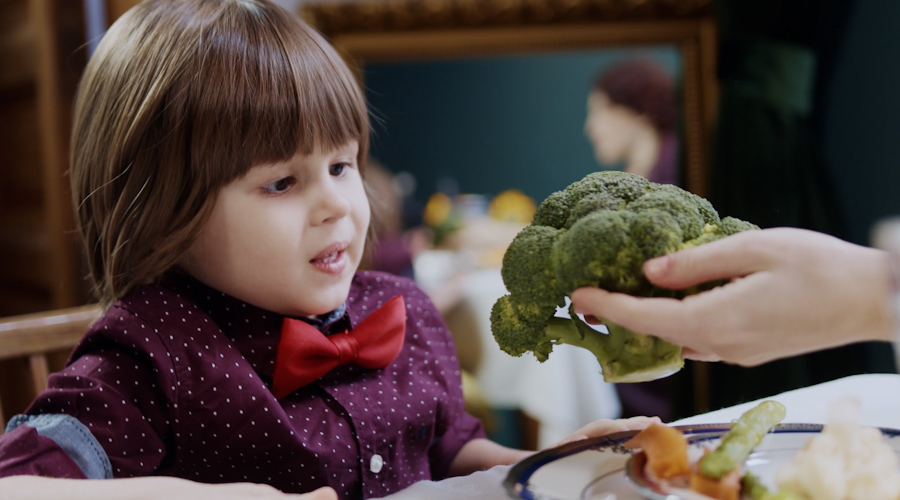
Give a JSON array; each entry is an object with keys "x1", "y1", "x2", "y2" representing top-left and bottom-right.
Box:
[{"x1": 584, "y1": 58, "x2": 680, "y2": 186}]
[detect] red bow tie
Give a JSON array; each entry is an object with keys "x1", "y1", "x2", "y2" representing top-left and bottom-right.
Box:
[{"x1": 272, "y1": 295, "x2": 407, "y2": 398}]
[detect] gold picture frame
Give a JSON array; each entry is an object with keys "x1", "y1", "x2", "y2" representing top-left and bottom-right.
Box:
[{"x1": 301, "y1": 0, "x2": 718, "y2": 197}]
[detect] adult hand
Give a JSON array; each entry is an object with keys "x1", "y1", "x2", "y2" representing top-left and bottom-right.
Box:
[
  {"x1": 571, "y1": 228, "x2": 895, "y2": 366},
  {"x1": 2, "y1": 475, "x2": 337, "y2": 500}
]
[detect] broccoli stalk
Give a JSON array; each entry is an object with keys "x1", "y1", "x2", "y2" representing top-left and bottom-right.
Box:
[
  {"x1": 570, "y1": 314, "x2": 683, "y2": 383},
  {"x1": 491, "y1": 293, "x2": 683, "y2": 383},
  {"x1": 492, "y1": 171, "x2": 757, "y2": 383}
]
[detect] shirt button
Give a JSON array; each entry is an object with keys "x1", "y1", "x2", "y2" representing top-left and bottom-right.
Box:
[{"x1": 370, "y1": 454, "x2": 384, "y2": 473}]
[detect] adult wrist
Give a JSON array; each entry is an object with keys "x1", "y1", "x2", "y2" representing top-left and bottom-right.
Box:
[{"x1": 865, "y1": 248, "x2": 895, "y2": 343}]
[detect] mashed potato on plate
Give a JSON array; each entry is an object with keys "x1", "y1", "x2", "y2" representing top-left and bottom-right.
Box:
[{"x1": 775, "y1": 398, "x2": 900, "y2": 500}]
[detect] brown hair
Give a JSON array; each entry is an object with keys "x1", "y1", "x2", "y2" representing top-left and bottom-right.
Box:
[
  {"x1": 593, "y1": 58, "x2": 677, "y2": 133},
  {"x1": 71, "y1": 0, "x2": 370, "y2": 306}
]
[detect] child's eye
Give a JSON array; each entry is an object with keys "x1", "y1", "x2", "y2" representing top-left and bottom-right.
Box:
[
  {"x1": 261, "y1": 177, "x2": 296, "y2": 195},
  {"x1": 330, "y1": 162, "x2": 351, "y2": 177}
]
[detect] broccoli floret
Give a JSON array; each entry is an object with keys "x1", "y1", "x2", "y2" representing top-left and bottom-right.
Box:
[
  {"x1": 719, "y1": 216, "x2": 759, "y2": 235},
  {"x1": 681, "y1": 216, "x2": 760, "y2": 250},
  {"x1": 564, "y1": 191, "x2": 626, "y2": 228},
  {"x1": 500, "y1": 225, "x2": 563, "y2": 308},
  {"x1": 553, "y1": 210, "x2": 682, "y2": 295},
  {"x1": 628, "y1": 188, "x2": 706, "y2": 240},
  {"x1": 653, "y1": 183, "x2": 721, "y2": 225},
  {"x1": 564, "y1": 170, "x2": 653, "y2": 205},
  {"x1": 492, "y1": 171, "x2": 757, "y2": 383},
  {"x1": 531, "y1": 190, "x2": 571, "y2": 229},
  {"x1": 490, "y1": 295, "x2": 564, "y2": 361}
]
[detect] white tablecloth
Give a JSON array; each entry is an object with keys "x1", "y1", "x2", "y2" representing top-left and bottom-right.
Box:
[
  {"x1": 375, "y1": 373, "x2": 900, "y2": 500},
  {"x1": 450, "y1": 268, "x2": 621, "y2": 447},
  {"x1": 675, "y1": 373, "x2": 900, "y2": 428}
]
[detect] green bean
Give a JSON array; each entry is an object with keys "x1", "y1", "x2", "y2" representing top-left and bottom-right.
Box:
[{"x1": 699, "y1": 400, "x2": 787, "y2": 478}]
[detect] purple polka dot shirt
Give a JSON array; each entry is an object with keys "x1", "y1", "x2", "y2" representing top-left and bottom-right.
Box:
[{"x1": 0, "y1": 271, "x2": 484, "y2": 498}]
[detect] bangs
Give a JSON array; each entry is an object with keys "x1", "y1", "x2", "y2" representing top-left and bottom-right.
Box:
[
  {"x1": 69, "y1": 0, "x2": 371, "y2": 303},
  {"x1": 188, "y1": 1, "x2": 369, "y2": 186}
]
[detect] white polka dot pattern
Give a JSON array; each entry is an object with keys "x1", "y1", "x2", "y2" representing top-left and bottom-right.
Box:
[{"x1": 16, "y1": 272, "x2": 484, "y2": 499}]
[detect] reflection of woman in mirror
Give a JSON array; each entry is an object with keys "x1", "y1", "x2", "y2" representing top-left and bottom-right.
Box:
[{"x1": 584, "y1": 58, "x2": 679, "y2": 185}]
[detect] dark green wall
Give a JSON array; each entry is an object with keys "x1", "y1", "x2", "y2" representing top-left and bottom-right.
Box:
[{"x1": 364, "y1": 48, "x2": 680, "y2": 206}]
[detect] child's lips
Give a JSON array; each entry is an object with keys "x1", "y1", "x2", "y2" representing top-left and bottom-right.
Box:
[{"x1": 310, "y1": 243, "x2": 348, "y2": 274}]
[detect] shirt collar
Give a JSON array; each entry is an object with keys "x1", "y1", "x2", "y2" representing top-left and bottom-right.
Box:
[
  {"x1": 303, "y1": 302, "x2": 347, "y2": 330},
  {"x1": 167, "y1": 273, "x2": 351, "y2": 380}
]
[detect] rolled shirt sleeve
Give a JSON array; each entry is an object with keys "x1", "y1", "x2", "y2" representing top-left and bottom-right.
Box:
[
  {"x1": 0, "y1": 414, "x2": 112, "y2": 479},
  {"x1": 0, "y1": 306, "x2": 178, "y2": 479}
]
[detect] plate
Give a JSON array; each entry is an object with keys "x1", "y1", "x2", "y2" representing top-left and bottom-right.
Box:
[{"x1": 503, "y1": 423, "x2": 900, "y2": 500}]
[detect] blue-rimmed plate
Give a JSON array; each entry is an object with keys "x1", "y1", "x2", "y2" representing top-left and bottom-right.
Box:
[{"x1": 503, "y1": 423, "x2": 900, "y2": 500}]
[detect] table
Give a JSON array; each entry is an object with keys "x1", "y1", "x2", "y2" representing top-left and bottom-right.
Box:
[{"x1": 375, "y1": 373, "x2": 900, "y2": 500}]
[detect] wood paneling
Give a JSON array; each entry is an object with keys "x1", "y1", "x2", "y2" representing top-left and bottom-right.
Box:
[
  {"x1": 0, "y1": 0, "x2": 88, "y2": 316},
  {"x1": 0, "y1": 0, "x2": 91, "y2": 417}
]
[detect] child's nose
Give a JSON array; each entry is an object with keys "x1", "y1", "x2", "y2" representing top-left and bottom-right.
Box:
[{"x1": 311, "y1": 180, "x2": 351, "y2": 224}]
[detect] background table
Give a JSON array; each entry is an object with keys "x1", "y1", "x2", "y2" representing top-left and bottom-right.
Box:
[{"x1": 376, "y1": 373, "x2": 900, "y2": 500}]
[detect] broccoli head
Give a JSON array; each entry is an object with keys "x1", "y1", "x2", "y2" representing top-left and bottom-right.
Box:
[{"x1": 492, "y1": 171, "x2": 758, "y2": 383}]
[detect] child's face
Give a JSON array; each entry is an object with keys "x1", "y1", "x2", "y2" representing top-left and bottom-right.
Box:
[{"x1": 181, "y1": 141, "x2": 370, "y2": 317}]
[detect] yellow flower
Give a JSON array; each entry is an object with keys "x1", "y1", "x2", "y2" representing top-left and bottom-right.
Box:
[
  {"x1": 488, "y1": 189, "x2": 536, "y2": 225},
  {"x1": 424, "y1": 192, "x2": 454, "y2": 227}
]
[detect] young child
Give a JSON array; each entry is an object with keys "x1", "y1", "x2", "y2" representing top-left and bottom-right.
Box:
[{"x1": 0, "y1": 1, "x2": 656, "y2": 499}]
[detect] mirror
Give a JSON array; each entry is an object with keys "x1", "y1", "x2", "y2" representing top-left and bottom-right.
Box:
[
  {"x1": 301, "y1": 0, "x2": 717, "y2": 200},
  {"x1": 301, "y1": 0, "x2": 720, "y2": 422}
]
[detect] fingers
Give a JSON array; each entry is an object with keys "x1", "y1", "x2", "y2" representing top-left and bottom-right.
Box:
[
  {"x1": 681, "y1": 348, "x2": 721, "y2": 362},
  {"x1": 557, "y1": 419, "x2": 626, "y2": 446},
  {"x1": 618, "y1": 415, "x2": 663, "y2": 429},
  {"x1": 643, "y1": 231, "x2": 768, "y2": 290},
  {"x1": 555, "y1": 416, "x2": 666, "y2": 449},
  {"x1": 571, "y1": 287, "x2": 739, "y2": 361},
  {"x1": 570, "y1": 287, "x2": 694, "y2": 339},
  {"x1": 567, "y1": 416, "x2": 663, "y2": 442},
  {"x1": 558, "y1": 419, "x2": 627, "y2": 445}
]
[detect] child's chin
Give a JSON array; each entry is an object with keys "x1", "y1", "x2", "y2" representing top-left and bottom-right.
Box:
[{"x1": 313, "y1": 288, "x2": 352, "y2": 313}]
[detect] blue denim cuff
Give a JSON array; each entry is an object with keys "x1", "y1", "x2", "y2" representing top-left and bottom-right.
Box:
[{"x1": 6, "y1": 413, "x2": 113, "y2": 479}]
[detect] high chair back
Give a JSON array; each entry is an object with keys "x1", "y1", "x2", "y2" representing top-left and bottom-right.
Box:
[{"x1": 0, "y1": 305, "x2": 102, "y2": 430}]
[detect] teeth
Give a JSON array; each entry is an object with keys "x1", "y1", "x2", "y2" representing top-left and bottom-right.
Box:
[{"x1": 318, "y1": 251, "x2": 338, "y2": 263}]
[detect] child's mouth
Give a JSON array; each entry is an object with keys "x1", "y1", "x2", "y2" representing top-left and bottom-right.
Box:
[
  {"x1": 315, "y1": 251, "x2": 340, "y2": 263},
  {"x1": 310, "y1": 244, "x2": 348, "y2": 274}
]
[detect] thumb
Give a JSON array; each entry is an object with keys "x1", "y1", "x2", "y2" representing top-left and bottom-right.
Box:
[{"x1": 644, "y1": 232, "x2": 764, "y2": 289}]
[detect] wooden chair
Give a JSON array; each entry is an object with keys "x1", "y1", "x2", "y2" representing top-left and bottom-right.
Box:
[{"x1": 0, "y1": 304, "x2": 102, "y2": 429}]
